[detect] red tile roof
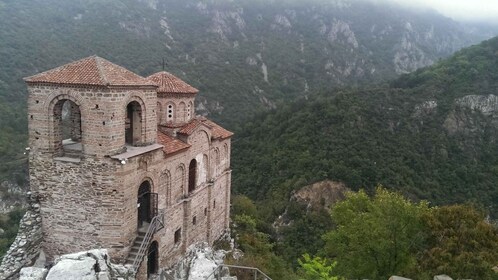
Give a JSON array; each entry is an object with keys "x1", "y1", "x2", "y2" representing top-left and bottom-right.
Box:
[
  {"x1": 24, "y1": 56, "x2": 155, "y2": 87},
  {"x1": 201, "y1": 119, "x2": 234, "y2": 139},
  {"x1": 177, "y1": 119, "x2": 205, "y2": 136},
  {"x1": 177, "y1": 117, "x2": 233, "y2": 139},
  {"x1": 147, "y1": 71, "x2": 198, "y2": 94},
  {"x1": 157, "y1": 131, "x2": 190, "y2": 155}
]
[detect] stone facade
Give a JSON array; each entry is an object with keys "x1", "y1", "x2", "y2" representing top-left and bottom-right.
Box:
[{"x1": 24, "y1": 56, "x2": 232, "y2": 278}]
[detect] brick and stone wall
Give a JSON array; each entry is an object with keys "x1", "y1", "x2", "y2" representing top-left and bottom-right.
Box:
[
  {"x1": 26, "y1": 80, "x2": 231, "y2": 275},
  {"x1": 157, "y1": 94, "x2": 195, "y2": 126},
  {"x1": 0, "y1": 193, "x2": 42, "y2": 280},
  {"x1": 27, "y1": 85, "x2": 158, "y2": 158}
]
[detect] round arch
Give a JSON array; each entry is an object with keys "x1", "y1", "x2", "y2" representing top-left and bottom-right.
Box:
[
  {"x1": 178, "y1": 101, "x2": 186, "y2": 122},
  {"x1": 160, "y1": 170, "x2": 172, "y2": 206},
  {"x1": 47, "y1": 94, "x2": 85, "y2": 156},
  {"x1": 137, "y1": 178, "x2": 155, "y2": 229}
]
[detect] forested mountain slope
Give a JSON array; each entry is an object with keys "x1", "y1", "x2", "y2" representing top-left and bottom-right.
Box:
[
  {"x1": 233, "y1": 36, "x2": 498, "y2": 217},
  {"x1": 0, "y1": 0, "x2": 495, "y2": 183}
]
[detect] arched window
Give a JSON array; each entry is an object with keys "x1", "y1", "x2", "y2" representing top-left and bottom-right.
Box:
[
  {"x1": 166, "y1": 102, "x2": 174, "y2": 123},
  {"x1": 160, "y1": 171, "x2": 171, "y2": 206},
  {"x1": 125, "y1": 101, "x2": 142, "y2": 145},
  {"x1": 212, "y1": 148, "x2": 220, "y2": 177},
  {"x1": 223, "y1": 143, "x2": 229, "y2": 169},
  {"x1": 203, "y1": 154, "x2": 209, "y2": 183},
  {"x1": 174, "y1": 165, "x2": 185, "y2": 201},
  {"x1": 53, "y1": 99, "x2": 82, "y2": 156},
  {"x1": 178, "y1": 102, "x2": 186, "y2": 122},
  {"x1": 188, "y1": 159, "x2": 197, "y2": 194},
  {"x1": 156, "y1": 102, "x2": 162, "y2": 125}
]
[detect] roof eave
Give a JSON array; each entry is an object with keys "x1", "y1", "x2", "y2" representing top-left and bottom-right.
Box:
[{"x1": 24, "y1": 80, "x2": 157, "y2": 89}]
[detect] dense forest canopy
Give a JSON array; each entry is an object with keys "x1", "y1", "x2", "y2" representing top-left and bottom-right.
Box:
[
  {"x1": 0, "y1": 0, "x2": 495, "y2": 183},
  {"x1": 233, "y1": 36, "x2": 498, "y2": 216}
]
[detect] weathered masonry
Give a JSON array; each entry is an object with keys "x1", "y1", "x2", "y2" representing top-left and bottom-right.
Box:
[{"x1": 24, "y1": 56, "x2": 232, "y2": 278}]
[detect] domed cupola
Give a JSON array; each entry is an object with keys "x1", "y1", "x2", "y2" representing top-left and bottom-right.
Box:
[{"x1": 147, "y1": 71, "x2": 198, "y2": 127}]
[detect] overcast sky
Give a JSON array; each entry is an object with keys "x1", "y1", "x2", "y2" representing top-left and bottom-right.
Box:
[{"x1": 385, "y1": 0, "x2": 498, "y2": 23}]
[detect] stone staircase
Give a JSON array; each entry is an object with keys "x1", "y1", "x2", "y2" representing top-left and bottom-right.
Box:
[
  {"x1": 125, "y1": 215, "x2": 164, "y2": 275},
  {"x1": 125, "y1": 227, "x2": 147, "y2": 265}
]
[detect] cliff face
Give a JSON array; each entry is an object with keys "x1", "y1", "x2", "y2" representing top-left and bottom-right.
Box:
[
  {"x1": 0, "y1": 0, "x2": 496, "y2": 206},
  {"x1": 0, "y1": 0, "x2": 495, "y2": 127},
  {"x1": 233, "y1": 37, "x2": 498, "y2": 220}
]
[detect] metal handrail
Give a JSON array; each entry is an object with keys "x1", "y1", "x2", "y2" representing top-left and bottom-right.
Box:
[
  {"x1": 131, "y1": 213, "x2": 164, "y2": 274},
  {"x1": 204, "y1": 264, "x2": 272, "y2": 280}
]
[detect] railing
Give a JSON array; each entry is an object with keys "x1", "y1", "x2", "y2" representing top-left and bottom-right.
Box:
[
  {"x1": 131, "y1": 213, "x2": 165, "y2": 275},
  {"x1": 204, "y1": 264, "x2": 272, "y2": 280}
]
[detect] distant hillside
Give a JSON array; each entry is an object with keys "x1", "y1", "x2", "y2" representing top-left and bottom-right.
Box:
[
  {"x1": 233, "y1": 36, "x2": 498, "y2": 217},
  {"x1": 0, "y1": 0, "x2": 496, "y2": 183}
]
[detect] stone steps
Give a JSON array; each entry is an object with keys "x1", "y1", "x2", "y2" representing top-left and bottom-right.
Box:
[{"x1": 126, "y1": 230, "x2": 147, "y2": 265}]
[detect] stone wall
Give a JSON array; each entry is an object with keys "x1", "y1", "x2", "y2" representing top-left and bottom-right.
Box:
[{"x1": 0, "y1": 193, "x2": 42, "y2": 280}]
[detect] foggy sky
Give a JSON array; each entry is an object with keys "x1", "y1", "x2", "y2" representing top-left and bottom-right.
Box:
[{"x1": 385, "y1": 0, "x2": 498, "y2": 23}]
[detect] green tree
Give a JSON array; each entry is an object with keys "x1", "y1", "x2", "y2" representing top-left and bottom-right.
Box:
[
  {"x1": 230, "y1": 214, "x2": 298, "y2": 279},
  {"x1": 323, "y1": 187, "x2": 429, "y2": 279},
  {"x1": 417, "y1": 204, "x2": 498, "y2": 279},
  {"x1": 298, "y1": 253, "x2": 342, "y2": 280}
]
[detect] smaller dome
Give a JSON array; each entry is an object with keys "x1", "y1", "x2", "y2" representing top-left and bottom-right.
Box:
[{"x1": 147, "y1": 71, "x2": 199, "y2": 94}]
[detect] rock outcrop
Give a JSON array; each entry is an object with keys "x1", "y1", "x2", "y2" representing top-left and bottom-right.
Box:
[
  {"x1": 164, "y1": 242, "x2": 228, "y2": 280},
  {"x1": 18, "y1": 267, "x2": 47, "y2": 280},
  {"x1": 292, "y1": 180, "x2": 349, "y2": 210},
  {"x1": 0, "y1": 192, "x2": 42, "y2": 280},
  {"x1": 42, "y1": 249, "x2": 134, "y2": 280},
  {"x1": 17, "y1": 249, "x2": 133, "y2": 280}
]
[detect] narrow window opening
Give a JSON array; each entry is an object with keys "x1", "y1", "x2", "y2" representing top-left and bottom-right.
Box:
[
  {"x1": 204, "y1": 208, "x2": 207, "y2": 216},
  {"x1": 174, "y1": 228, "x2": 181, "y2": 244},
  {"x1": 213, "y1": 200, "x2": 216, "y2": 209},
  {"x1": 188, "y1": 159, "x2": 197, "y2": 194},
  {"x1": 192, "y1": 216, "x2": 197, "y2": 225},
  {"x1": 167, "y1": 104, "x2": 174, "y2": 122},
  {"x1": 125, "y1": 101, "x2": 142, "y2": 146}
]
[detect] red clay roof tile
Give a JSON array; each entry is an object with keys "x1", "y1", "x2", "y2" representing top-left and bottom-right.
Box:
[
  {"x1": 24, "y1": 56, "x2": 155, "y2": 87},
  {"x1": 177, "y1": 119, "x2": 204, "y2": 136},
  {"x1": 147, "y1": 71, "x2": 198, "y2": 94},
  {"x1": 201, "y1": 118, "x2": 234, "y2": 139},
  {"x1": 157, "y1": 131, "x2": 190, "y2": 155},
  {"x1": 177, "y1": 117, "x2": 233, "y2": 139}
]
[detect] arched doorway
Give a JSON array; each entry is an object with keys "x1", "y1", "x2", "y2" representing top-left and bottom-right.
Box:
[
  {"x1": 137, "y1": 181, "x2": 151, "y2": 230},
  {"x1": 126, "y1": 101, "x2": 142, "y2": 145},
  {"x1": 147, "y1": 241, "x2": 158, "y2": 277},
  {"x1": 188, "y1": 159, "x2": 197, "y2": 194}
]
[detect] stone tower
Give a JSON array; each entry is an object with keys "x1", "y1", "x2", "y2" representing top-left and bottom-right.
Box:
[{"x1": 25, "y1": 56, "x2": 232, "y2": 277}]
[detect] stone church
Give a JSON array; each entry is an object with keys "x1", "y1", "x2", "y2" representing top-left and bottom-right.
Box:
[{"x1": 24, "y1": 56, "x2": 232, "y2": 278}]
